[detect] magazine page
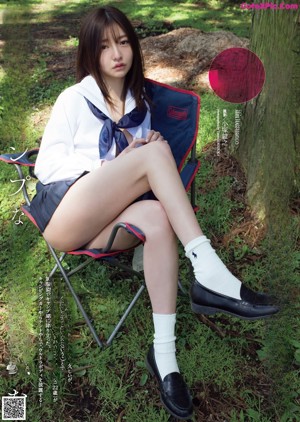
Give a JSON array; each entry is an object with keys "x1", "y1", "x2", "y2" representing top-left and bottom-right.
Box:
[{"x1": 0, "y1": 1, "x2": 299, "y2": 421}]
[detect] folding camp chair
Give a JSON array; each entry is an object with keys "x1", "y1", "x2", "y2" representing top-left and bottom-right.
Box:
[{"x1": 0, "y1": 79, "x2": 200, "y2": 349}]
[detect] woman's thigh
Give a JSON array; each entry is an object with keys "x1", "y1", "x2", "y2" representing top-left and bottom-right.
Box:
[
  {"x1": 83, "y1": 198, "x2": 175, "y2": 250},
  {"x1": 43, "y1": 143, "x2": 169, "y2": 250}
]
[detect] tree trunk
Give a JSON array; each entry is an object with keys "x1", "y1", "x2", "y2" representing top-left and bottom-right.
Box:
[
  {"x1": 234, "y1": 7, "x2": 300, "y2": 416},
  {"x1": 235, "y1": 4, "x2": 299, "y2": 223}
]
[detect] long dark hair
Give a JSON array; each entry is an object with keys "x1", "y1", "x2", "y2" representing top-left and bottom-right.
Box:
[{"x1": 76, "y1": 6, "x2": 145, "y2": 109}]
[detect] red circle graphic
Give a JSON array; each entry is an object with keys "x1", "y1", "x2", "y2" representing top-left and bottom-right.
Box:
[{"x1": 208, "y1": 47, "x2": 265, "y2": 103}]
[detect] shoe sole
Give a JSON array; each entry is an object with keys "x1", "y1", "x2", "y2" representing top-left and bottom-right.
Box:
[
  {"x1": 145, "y1": 358, "x2": 193, "y2": 421},
  {"x1": 191, "y1": 302, "x2": 276, "y2": 320}
]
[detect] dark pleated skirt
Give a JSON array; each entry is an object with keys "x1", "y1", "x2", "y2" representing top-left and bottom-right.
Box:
[{"x1": 30, "y1": 172, "x2": 88, "y2": 232}]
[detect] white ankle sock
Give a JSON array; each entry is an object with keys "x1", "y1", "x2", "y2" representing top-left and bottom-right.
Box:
[
  {"x1": 153, "y1": 313, "x2": 179, "y2": 380},
  {"x1": 185, "y1": 235, "x2": 242, "y2": 300}
]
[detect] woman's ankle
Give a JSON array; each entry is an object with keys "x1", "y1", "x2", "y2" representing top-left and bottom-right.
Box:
[
  {"x1": 185, "y1": 236, "x2": 242, "y2": 300},
  {"x1": 153, "y1": 313, "x2": 180, "y2": 380}
]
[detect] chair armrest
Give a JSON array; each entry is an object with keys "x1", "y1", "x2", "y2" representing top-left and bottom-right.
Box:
[
  {"x1": 0, "y1": 148, "x2": 39, "y2": 167},
  {"x1": 0, "y1": 149, "x2": 39, "y2": 206},
  {"x1": 0, "y1": 148, "x2": 39, "y2": 180}
]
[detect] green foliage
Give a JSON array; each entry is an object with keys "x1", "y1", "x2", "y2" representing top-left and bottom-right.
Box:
[
  {"x1": 0, "y1": 0, "x2": 43, "y2": 4},
  {"x1": 29, "y1": 54, "x2": 75, "y2": 106},
  {"x1": 49, "y1": 0, "x2": 251, "y2": 38},
  {"x1": 196, "y1": 158, "x2": 240, "y2": 235}
]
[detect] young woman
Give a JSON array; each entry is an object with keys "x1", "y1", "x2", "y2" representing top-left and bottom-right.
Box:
[{"x1": 30, "y1": 6, "x2": 278, "y2": 420}]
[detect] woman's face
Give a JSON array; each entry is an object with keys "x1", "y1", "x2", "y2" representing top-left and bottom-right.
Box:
[{"x1": 99, "y1": 24, "x2": 133, "y2": 85}]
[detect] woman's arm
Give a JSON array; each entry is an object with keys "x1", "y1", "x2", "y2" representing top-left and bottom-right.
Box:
[{"x1": 35, "y1": 89, "x2": 102, "y2": 184}]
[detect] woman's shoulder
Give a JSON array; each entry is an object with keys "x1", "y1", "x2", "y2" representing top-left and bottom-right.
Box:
[
  {"x1": 51, "y1": 84, "x2": 88, "y2": 119},
  {"x1": 56, "y1": 84, "x2": 86, "y2": 105},
  {"x1": 55, "y1": 75, "x2": 106, "y2": 111}
]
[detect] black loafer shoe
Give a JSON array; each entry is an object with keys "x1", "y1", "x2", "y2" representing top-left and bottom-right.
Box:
[
  {"x1": 146, "y1": 345, "x2": 193, "y2": 420},
  {"x1": 190, "y1": 280, "x2": 279, "y2": 320}
]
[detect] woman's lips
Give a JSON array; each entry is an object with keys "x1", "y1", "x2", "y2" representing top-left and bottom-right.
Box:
[{"x1": 113, "y1": 63, "x2": 125, "y2": 69}]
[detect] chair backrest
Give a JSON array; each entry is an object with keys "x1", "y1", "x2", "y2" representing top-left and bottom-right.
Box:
[{"x1": 145, "y1": 79, "x2": 200, "y2": 170}]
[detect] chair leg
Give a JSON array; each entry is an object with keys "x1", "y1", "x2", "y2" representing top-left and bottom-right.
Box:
[
  {"x1": 45, "y1": 245, "x2": 147, "y2": 349},
  {"x1": 106, "y1": 284, "x2": 145, "y2": 346},
  {"x1": 100, "y1": 256, "x2": 146, "y2": 346},
  {"x1": 65, "y1": 255, "x2": 147, "y2": 346},
  {"x1": 47, "y1": 242, "x2": 104, "y2": 349},
  {"x1": 48, "y1": 252, "x2": 67, "y2": 279}
]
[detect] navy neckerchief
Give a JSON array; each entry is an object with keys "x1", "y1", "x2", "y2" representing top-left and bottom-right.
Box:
[{"x1": 84, "y1": 97, "x2": 147, "y2": 158}]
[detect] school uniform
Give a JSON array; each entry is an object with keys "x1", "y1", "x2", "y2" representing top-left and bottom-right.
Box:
[{"x1": 30, "y1": 75, "x2": 151, "y2": 232}]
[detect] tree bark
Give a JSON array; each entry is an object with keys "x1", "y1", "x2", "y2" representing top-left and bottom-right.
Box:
[
  {"x1": 234, "y1": 8, "x2": 300, "y2": 415},
  {"x1": 234, "y1": 4, "x2": 299, "y2": 223}
]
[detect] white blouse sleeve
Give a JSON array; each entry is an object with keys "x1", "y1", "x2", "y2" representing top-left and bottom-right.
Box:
[{"x1": 35, "y1": 89, "x2": 101, "y2": 184}]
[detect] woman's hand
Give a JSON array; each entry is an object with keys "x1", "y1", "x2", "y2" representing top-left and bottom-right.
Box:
[
  {"x1": 118, "y1": 138, "x2": 147, "y2": 156},
  {"x1": 145, "y1": 130, "x2": 166, "y2": 143},
  {"x1": 118, "y1": 131, "x2": 167, "y2": 157}
]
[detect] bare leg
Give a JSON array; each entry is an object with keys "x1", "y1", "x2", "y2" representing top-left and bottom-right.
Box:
[
  {"x1": 42, "y1": 142, "x2": 184, "y2": 381},
  {"x1": 43, "y1": 140, "x2": 264, "y2": 311},
  {"x1": 84, "y1": 200, "x2": 179, "y2": 314},
  {"x1": 43, "y1": 141, "x2": 202, "y2": 252},
  {"x1": 43, "y1": 141, "x2": 190, "y2": 315}
]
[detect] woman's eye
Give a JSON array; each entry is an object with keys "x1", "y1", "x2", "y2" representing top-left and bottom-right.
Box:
[
  {"x1": 101, "y1": 44, "x2": 109, "y2": 50},
  {"x1": 120, "y1": 39, "x2": 129, "y2": 45}
]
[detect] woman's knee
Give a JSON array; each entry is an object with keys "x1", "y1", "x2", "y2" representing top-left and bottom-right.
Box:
[
  {"x1": 139, "y1": 200, "x2": 174, "y2": 237},
  {"x1": 142, "y1": 140, "x2": 173, "y2": 163}
]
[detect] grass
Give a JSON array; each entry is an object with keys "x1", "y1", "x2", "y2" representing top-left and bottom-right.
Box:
[
  {"x1": 0, "y1": 1, "x2": 299, "y2": 421},
  {"x1": 48, "y1": 0, "x2": 251, "y2": 38}
]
